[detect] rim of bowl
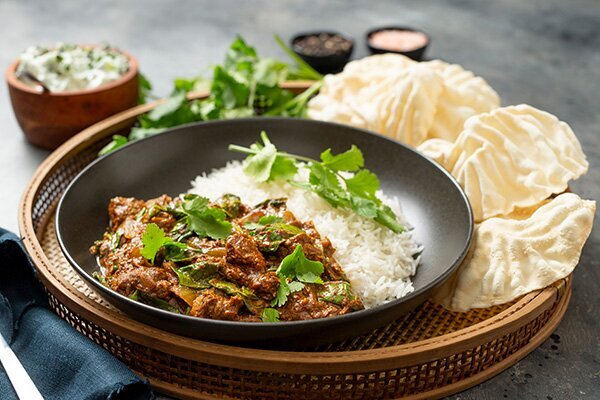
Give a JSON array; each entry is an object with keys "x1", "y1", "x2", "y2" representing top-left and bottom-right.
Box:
[
  {"x1": 5, "y1": 46, "x2": 139, "y2": 97},
  {"x1": 366, "y1": 26, "x2": 431, "y2": 52},
  {"x1": 291, "y1": 31, "x2": 355, "y2": 58}
]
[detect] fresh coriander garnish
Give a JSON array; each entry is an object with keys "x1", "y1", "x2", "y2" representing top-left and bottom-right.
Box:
[
  {"x1": 229, "y1": 134, "x2": 405, "y2": 233},
  {"x1": 272, "y1": 277, "x2": 305, "y2": 307},
  {"x1": 271, "y1": 245, "x2": 324, "y2": 307},
  {"x1": 261, "y1": 308, "x2": 280, "y2": 322},
  {"x1": 100, "y1": 35, "x2": 323, "y2": 155},
  {"x1": 277, "y1": 245, "x2": 325, "y2": 284},
  {"x1": 140, "y1": 223, "x2": 186, "y2": 263},
  {"x1": 180, "y1": 194, "x2": 232, "y2": 240}
]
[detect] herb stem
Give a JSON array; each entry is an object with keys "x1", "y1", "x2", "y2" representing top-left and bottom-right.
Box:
[{"x1": 228, "y1": 144, "x2": 317, "y2": 164}]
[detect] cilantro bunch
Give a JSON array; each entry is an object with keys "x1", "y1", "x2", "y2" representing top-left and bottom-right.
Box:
[
  {"x1": 229, "y1": 133, "x2": 405, "y2": 233},
  {"x1": 100, "y1": 36, "x2": 322, "y2": 155}
]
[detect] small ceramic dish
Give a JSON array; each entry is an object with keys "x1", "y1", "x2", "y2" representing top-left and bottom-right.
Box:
[
  {"x1": 291, "y1": 31, "x2": 354, "y2": 74},
  {"x1": 5, "y1": 47, "x2": 139, "y2": 149},
  {"x1": 366, "y1": 26, "x2": 430, "y2": 61}
]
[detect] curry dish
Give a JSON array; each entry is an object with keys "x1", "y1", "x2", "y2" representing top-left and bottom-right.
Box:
[{"x1": 91, "y1": 193, "x2": 364, "y2": 322}]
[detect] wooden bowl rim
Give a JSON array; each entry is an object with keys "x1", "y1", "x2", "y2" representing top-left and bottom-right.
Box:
[
  {"x1": 18, "y1": 83, "x2": 566, "y2": 373},
  {"x1": 5, "y1": 46, "x2": 139, "y2": 97}
]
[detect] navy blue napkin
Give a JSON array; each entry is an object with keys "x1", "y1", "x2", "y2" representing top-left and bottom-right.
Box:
[{"x1": 0, "y1": 228, "x2": 154, "y2": 400}]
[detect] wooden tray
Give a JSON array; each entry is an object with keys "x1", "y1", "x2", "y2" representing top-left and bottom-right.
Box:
[{"x1": 19, "y1": 82, "x2": 571, "y2": 399}]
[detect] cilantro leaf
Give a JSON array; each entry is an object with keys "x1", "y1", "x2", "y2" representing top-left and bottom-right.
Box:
[
  {"x1": 211, "y1": 66, "x2": 250, "y2": 109},
  {"x1": 320, "y1": 145, "x2": 364, "y2": 172},
  {"x1": 271, "y1": 277, "x2": 304, "y2": 307},
  {"x1": 276, "y1": 245, "x2": 324, "y2": 284},
  {"x1": 129, "y1": 127, "x2": 165, "y2": 141},
  {"x1": 350, "y1": 196, "x2": 378, "y2": 218},
  {"x1": 269, "y1": 156, "x2": 298, "y2": 181},
  {"x1": 141, "y1": 223, "x2": 173, "y2": 263},
  {"x1": 375, "y1": 204, "x2": 405, "y2": 233},
  {"x1": 261, "y1": 308, "x2": 280, "y2": 322},
  {"x1": 308, "y1": 163, "x2": 349, "y2": 207},
  {"x1": 181, "y1": 196, "x2": 232, "y2": 240},
  {"x1": 138, "y1": 73, "x2": 153, "y2": 104},
  {"x1": 346, "y1": 169, "x2": 379, "y2": 199},
  {"x1": 148, "y1": 91, "x2": 187, "y2": 121},
  {"x1": 99, "y1": 135, "x2": 128, "y2": 156},
  {"x1": 140, "y1": 223, "x2": 167, "y2": 262},
  {"x1": 242, "y1": 132, "x2": 277, "y2": 182}
]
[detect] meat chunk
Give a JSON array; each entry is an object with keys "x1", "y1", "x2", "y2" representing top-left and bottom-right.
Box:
[
  {"x1": 226, "y1": 231, "x2": 266, "y2": 270},
  {"x1": 278, "y1": 286, "x2": 348, "y2": 321},
  {"x1": 219, "y1": 263, "x2": 279, "y2": 300},
  {"x1": 279, "y1": 232, "x2": 325, "y2": 263},
  {"x1": 189, "y1": 288, "x2": 244, "y2": 320},
  {"x1": 108, "y1": 197, "x2": 145, "y2": 229},
  {"x1": 110, "y1": 266, "x2": 176, "y2": 299}
]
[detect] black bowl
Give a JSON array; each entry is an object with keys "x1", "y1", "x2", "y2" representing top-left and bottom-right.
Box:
[
  {"x1": 291, "y1": 31, "x2": 354, "y2": 74},
  {"x1": 56, "y1": 118, "x2": 473, "y2": 347},
  {"x1": 366, "y1": 26, "x2": 430, "y2": 61}
]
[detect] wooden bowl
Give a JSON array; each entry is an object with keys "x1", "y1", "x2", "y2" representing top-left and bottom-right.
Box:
[{"x1": 5, "y1": 50, "x2": 139, "y2": 149}]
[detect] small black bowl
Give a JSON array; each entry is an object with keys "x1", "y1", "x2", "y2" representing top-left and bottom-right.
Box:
[
  {"x1": 291, "y1": 31, "x2": 354, "y2": 75},
  {"x1": 366, "y1": 26, "x2": 430, "y2": 61}
]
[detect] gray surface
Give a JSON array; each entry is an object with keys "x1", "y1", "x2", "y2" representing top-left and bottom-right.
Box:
[{"x1": 0, "y1": 0, "x2": 598, "y2": 398}]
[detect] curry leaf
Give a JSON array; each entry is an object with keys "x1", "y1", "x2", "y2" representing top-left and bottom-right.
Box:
[{"x1": 171, "y1": 263, "x2": 218, "y2": 289}]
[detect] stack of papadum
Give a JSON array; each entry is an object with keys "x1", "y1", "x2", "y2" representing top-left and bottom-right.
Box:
[{"x1": 307, "y1": 54, "x2": 595, "y2": 311}]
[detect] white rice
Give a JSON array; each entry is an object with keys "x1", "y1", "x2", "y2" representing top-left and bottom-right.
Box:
[{"x1": 189, "y1": 161, "x2": 422, "y2": 308}]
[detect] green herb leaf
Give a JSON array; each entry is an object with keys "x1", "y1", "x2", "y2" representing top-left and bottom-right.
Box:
[
  {"x1": 148, "y1": 91, "x2": 187, "y2": 121},
  {"x1": 171, "y1": 263, "x2": 218, "y2": 289},
  {"x1": 99, "y1": 135, "x2": 128, "y2": 156},
  {"x1": 276, "y1": 245, "x2": 324, "y2": 284},
  {"x1": 271, "y1": 277, "x2": 305, "y2": 307},
  {"x1": 129, "y1": 127, "x2": 165, "y2": 141},
  {"x1": 182, "y1": 195, "x2": 232, "y2": 239},
  {"x1": 211, "y1": 66, "x2": 250, "y2": 109},
  {"x1": 350, "y1": 196, "x2": 378, "y2": 218},
  {"x1": 242, "y1": 131, "x2": 277, "y2": 182},
  {"x1": 137, "y1": 292, "x2": 180, "y2": 313},
  {"x1": 345, "y1": 169, "x2": 380, "y2": 199},
  {"x1": 320, "y1": 145, "x2": 364, "y2": 172},
  {"x1": 375, "y1": 204, "x2": 405, "y2": 233},
  {"x1": 138, "y1": 73, "x2": 153, "y2": 104},
  {"x1": 270, "y1": 156, "x2": 298, "y2": 181},
  {"x1": 261, "y1": 308, "x2": 280, "y2": 322},
  {"x1": 258, "y1": 215, "x2": 283, "y2": 225},
  {"x1": 308, "y1": 163, "x2": 349, "y2": 207},
  {"x1": 141, "y1": 223, "x2": 170, "y2": 263}
]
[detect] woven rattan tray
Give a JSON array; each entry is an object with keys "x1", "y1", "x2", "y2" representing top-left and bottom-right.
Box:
[{"x1": 19, "y1": 82, "x2": 571, "y2": 399}]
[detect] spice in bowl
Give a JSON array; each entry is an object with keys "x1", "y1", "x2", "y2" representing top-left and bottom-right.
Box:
[
  {"x1": 16, "y1": 43, "x2": 130, "y2": 92},
  {"x1": 367, "y1": 27, "x2": 430, "y2": 61},
  {"x1": 293, "y1": 33, "x2": 353, "y2": 57},
  {"x1": 291, "y1": 32, "x2": 354, "y2": 74}
]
